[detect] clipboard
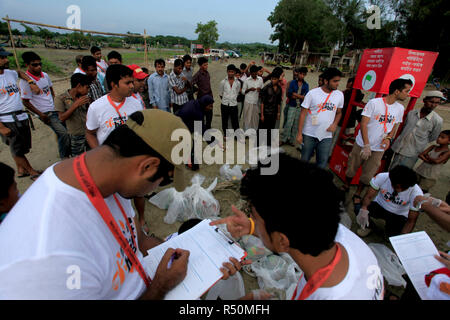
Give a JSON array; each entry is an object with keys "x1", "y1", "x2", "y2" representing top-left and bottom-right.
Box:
[{"x1": 142, "y1": 219, "x2": 247, "y2": 300}]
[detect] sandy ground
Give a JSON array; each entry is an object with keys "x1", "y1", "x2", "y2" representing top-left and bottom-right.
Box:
[{"x1": 1, "y1": 51, "x2": 449, "y2": 298}]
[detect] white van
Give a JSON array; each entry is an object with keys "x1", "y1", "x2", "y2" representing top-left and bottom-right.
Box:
[{"x1": 209, "y1": 49, "x2": 226, "y2": 58}]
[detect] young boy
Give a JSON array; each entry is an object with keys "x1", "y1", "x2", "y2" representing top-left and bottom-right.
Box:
[
  {"x1": 74, "y1": 55, "x2": 83, "y2": 74},
  {"x1": 0, "y1": 162, "x2": 20, "y2": 224},
  {"x1": 147, "y1": 59, "x2": 170, "y2": 112},
  {"x1": 192, "y1": 57, "x2": 213, "y2": 130},
  {"x1": 242, "y1": 65, "x2": 264, "y2": 132},
  {"x1": 181, "y1": 55, "x2": 194, "y2": 100},
  {"x1": 169, "y1": 59, "x2": 189, "y2": 114},
  {"x1": 54, "y1": 73, "x2": 90, "y2": 156},
  {"x1": 19, "y1": 51, "x2": 71, "y2": 159},
  {"x1": 128, "y1": 64, "x2": 149, "y2": 109},
  {"x1": 415, "y1": 130, "x2": 450, "y2": 193},
  {"x1": 260, "y1": 70, "x2": 282, "y2": 146},
  {"x1": 219, "y1": 64, "x2": 241, "y2": 136}
]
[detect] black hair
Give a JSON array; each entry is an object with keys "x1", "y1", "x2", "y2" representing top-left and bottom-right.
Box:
[
  {"x1": 70, "y1": 73, "x2": 90, "y2": 89},
  {"x1": 81, "y1": 55, "x2": 97, "y2": 70},
  {"x1": 348, "y1": 77, "x2": 355, "y2": 84},
  {"x1": 198, "y1": 57, "x2": 208, "y2": 66},
  {"x1": 295, "y1": 67, "x2": 307, "y2": 74},
  {"x1": 90, "y1": 46, "x2": 101, "y2": 55},
  {"x1": 75, "y1": 55, "x2": 83, "y2": 64},
  {"x1": 240, "y1": 63, "x2": 247, "y2": 70},
  {"x1": 441, "y1": 130, "x2": 450, "y2": 138},
  {"x1": 389, "y1": 165, "x2": 417, "y2": 190},
  {"x1": 227, "y1": 64, "x2": 236, "y2": 71},
  {"x1": 107, "y1": 50, "x2": 122, "y2": 62},
  {"x1": 105, "y1": 64, "x2": 133, "y2": 90},
  {"x1": 235, "y1": 68, "x2": 241, "y2": 74},
  {"x1": 22, "y1": 51, "x2": 41, "y2": 65},
  {"x1": 271, "y1": 67, "x2": 283, "y2": 79},
  {"x1": 389, "y1": 78, "x2": 413, "y2": 95},
  {"x1": 318, "y1": 73, "x2": 324, "y2": 79},
  {"x1": 141, "y1": 67, "x2": 149, "y2": 74},
  {"x1": 103, "y1": 112, "x2": 174, "y2": 184},
  {"x1": 154, "y1": 58, "x2": 165, "y2": 67},
  {"x1": 322, "y1": 67, "x2": 342, "y2": 81},
  {"x1": 0, "y1": 162, "x2": 15, "y2": 200},
  {"x1": 182, "y1": 54, "x2": 192, "y2": 63},
  {"x1": 257, "y1": 66, "x2": 263, "y2": 71},
  {"x1": 240, "y1": 153, "x2": 341, "y2": 256},
  {"x1": 249, "y1": 65, "x2": 258, "y2": 73},
  {"x1": 178, "y1": 219, "x2": 202, "y2": 234},
  {"x1": 174, "y1": 59, "x2": 184, "y2": 68}
]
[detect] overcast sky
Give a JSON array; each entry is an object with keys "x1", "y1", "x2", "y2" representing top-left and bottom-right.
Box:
[{"x1": 1, "y1": 0, "x2": 279, "y2": 44}]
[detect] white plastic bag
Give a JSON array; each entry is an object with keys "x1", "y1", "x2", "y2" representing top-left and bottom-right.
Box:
[
  {"x1": 339, "y1": 202, "x2": 352, "y2": 229},
  {"x1": 239, "y1": 235, "x2": 272, "y2": 261},
  {"x1": 220, "y1": 164, "x2": 243, "y2": 181},
  {"x1": 205, "y1": 273, "x2": 246, "y2": 300},
  {"x1": 368, "y1": 243, "x2": 407, "y2": 287},
  {"x1": 149, "y1": 187, "x2": 176, "y2": 210}
]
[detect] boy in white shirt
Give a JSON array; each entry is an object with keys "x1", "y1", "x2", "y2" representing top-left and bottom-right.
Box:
[
  {"x1": 212, "y1": 153, "x2": 384, "y2": 300},
  {"x1": 219, "y1": 64, "x2": 241, "y2": 135},
  {"x1": 356, "y1": 165, "x2": 423, "y2": 237},
  {"x1": 242, "y1": 65, "x2": 263, "y2": 132},
  {"x1": 19, "y1": 51, "x2": 71, "y2": 159},
  {"x1": 296, "y1": 67, "x2": 344, "y2": 169},
  {"x1": 344, "y1": 78, "x2": 411, "y2": 212}
]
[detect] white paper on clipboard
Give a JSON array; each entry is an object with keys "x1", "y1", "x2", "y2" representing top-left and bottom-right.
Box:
[
  {"x1": 389, "y1": 231, "x2": 446, "y2": 300},
  {"x1": 142, "y1": 219, "x2": 247, "y2": 300}
]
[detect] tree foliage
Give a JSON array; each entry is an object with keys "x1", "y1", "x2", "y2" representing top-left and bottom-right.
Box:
[{"x1": 195, "y1": 20, "x2": 219, "y2": 49}]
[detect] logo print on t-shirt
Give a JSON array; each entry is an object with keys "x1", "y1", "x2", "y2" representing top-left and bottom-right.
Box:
[
  {"x1": 1, "y1": 84, "x2": 19, "y2": 96},
  {"x1": 375, "y1": 114, "x2": 395, "y2": 125},
  {"x1": 105, "y1": 113, "x2": 128, "y2": 129},
  {"x1": 381, "y1": 189, "x2": 407, "y2": 206}
]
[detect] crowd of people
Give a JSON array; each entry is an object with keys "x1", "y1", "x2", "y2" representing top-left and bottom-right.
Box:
[{"x1": 0, "y1": 45, "x2": 449, "y2": 300}]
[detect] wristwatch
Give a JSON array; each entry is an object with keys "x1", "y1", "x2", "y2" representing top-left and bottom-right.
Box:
[{"x1": 27, "y1": 79, "x2": 36, "y2": 85}]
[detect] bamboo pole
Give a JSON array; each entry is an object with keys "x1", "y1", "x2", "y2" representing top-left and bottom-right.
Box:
[
  {"x1": 5, "y1": 15, "x2": 20, "y2": 70},
  {"x1": 144, "y1": 29, "x2": 148, "y2": 68},
  {"x1": 3, "y1": 17, "x2": 144, "y2": 38}
]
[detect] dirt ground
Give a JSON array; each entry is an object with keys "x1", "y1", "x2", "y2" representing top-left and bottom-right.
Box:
[{"x1": 1, "y1": 49, "x2": 449, "y2": 298}]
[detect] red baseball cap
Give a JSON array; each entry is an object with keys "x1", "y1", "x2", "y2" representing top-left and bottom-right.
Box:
[{"x1": 127, "y1": 64, "x2": 148, "y2": 80}]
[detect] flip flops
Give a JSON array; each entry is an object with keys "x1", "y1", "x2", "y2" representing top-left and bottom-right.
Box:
[{"x1": 17, "y1": 173, "x2": 30, "y2": 178}]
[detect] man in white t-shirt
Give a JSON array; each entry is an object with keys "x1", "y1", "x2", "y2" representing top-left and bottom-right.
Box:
[
  {"x1": 356, "y1": 165, "x2": 423, "y2": 237},
  {"x1": 296, "y1": 67, "x2": 344, "y2": 169},
  {"x1": 344, "y1": 78, "x2": 411, "y2": 212},
  {"x1": 242, "y1": 65, "x2": 264, "y2": 132},
  {"x1": 19, "y1": 51, "x2": 71, "y2": 159},
  {"x1": 212, "y1": 153, "x2": 384, "y2": 300},
  {"x1": 0, "y1": 48, "x2": 42, "y2": 179}
]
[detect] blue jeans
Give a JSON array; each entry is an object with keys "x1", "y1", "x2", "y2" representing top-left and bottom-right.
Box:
[
  {"x1": 45, "y1": 111, "x2": 71, "y2": 158},
  {"x1": 301, "y1": 134, "x2": 332, "y2": 169}
]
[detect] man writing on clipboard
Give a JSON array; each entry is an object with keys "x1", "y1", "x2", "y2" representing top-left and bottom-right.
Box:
[{"x1": 0, "y1": 109, "x2": 242, "y2": 299}]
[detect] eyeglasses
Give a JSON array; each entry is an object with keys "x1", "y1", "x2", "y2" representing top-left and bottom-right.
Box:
[{"x1": 31, "y1": 62, "x2": 42, "y2": 67}]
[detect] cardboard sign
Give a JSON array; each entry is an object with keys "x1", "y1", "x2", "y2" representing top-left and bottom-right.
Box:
[{"x1": 354, "y1": 47, "x2": 438, "y2": 98}]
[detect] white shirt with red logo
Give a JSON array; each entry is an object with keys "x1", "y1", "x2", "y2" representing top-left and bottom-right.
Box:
[
  {"x1": 356, "y1": 98, "x2": 404, "y2": 151},
  {"x1": 0, "y1": 70, "x2": 27, "y2": 123},
  {"x1": 19, "y1": 72, "x2": 55, "y2": 114}
]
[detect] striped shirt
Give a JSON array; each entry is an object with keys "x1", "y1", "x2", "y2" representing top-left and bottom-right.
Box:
[{"x1": 168, "y1": 71, "x2": 188, "y2": 105}]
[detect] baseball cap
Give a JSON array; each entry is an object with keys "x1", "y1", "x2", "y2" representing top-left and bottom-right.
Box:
[
  {"x1": 126, "y1": 109, "x2": 189, "y2": 191},
  {"x1": 425, "y1": 90, "x2": 445, "y2": 100},
  {"x1": 0, "y1": 48, "x2": 13, "y2": 57},
  {"x1": 127, "y1": 64, "x2": 149, "y2": 80}
]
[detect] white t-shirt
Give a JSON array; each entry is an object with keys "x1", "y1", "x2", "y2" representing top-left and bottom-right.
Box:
[
  {"x1": 0, "y1": 165, "x2": 146, "y2": 299},
  {"x1": 370, "y1": 172, "x2": 422, "y2": 218},
  {"x1": 96, "y1": 59, "x2": 108, "y2": 74},
  {"x1": 301, "y1": 87, "x2": 344, "y2": 140},
  {"x1": 0, "y1": 70, "x2": 28, "y2": 123},
  {"x1": 291, "y1": 224, "x2": 384, "y2": 300},
  {"x1": 73, "y1": 68, "x2": 85, "y2": 74},
  {"x1": 86, "y1": 94, "x2": 143, "y2": 145},
  {"x1": 356, "y1": 98, "x2": 404, "y2": 151},
  {"x1": 19, "y1": 72, "x2": 55, "y2": 114},
  {"x1": 242, "y1": 76, "x2": 263, "y2": 104}
]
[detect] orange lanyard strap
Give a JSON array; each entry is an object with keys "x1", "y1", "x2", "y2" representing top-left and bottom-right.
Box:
[
  {"x1": 291, "y1": 244, "x2": 342, "y2": 300},
  {"x1": 309, "y1": 91, "x2": 332, "y2": 114},
  {"x1": 381, "y1": 98, "x2": 389, "y2": 133},
  {"x1": 107, "y1": 95, "x2": 126, "y2": 123},
  {"x1": 73, "y1": 153, "x2": 151, "y2": 288},
  {"x1": 97, "y1": 62, "x2": 106, "y2": 73}
]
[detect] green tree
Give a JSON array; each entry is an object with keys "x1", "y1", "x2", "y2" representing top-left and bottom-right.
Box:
[
  {"x1": 195, "y1": 20, "x2": 219, "y2": 49},
  {"x1": 20, "y1": 23, "x2": 36, "y2": 36}
]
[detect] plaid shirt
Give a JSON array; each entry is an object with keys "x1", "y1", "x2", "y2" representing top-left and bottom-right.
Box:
[
  {"x1": 88, "y1": 78, "x2": 105, "y2": 102},
  {"x1": 168, "y1": 71, "x2": 188, "y2": 105}
]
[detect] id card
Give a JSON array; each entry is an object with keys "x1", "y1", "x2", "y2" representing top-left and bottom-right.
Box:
[{"x1": 311, "y1": 115, "x2": 319, "y2": 126}]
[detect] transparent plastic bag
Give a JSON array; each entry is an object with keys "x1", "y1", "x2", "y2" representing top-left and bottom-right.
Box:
[
  {"x1": 339, "y1": 202, "x2": 352, "y2": 229},
  {"x1": 368, "y1": 243, "x2": 407, "y2": 287},
  {"x1": 251, "y1": 252, "x2": 302, "y2": 300},
  {"x1": 205, "y1": 273, "x2": 246, "y2": 300},
  {"x1": 149, "y1": 187, "x2": 176, "y2": 210},
  {"x1": 239, "y1": 235, "x2": 272, "y2": 261},
  {"x1": 219, "y1": 164, "x2": 243, "y2": 181}
]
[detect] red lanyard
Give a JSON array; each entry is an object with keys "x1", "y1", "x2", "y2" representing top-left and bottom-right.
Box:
[
  {"x1": 26, "y1": 70, "x2": 43, "y2": 82},
  {"x1": 291, "y1": 244, "x2": 342, "y2": 300},
  {"x1": 107, "y1": 95, "x2": 126, "y2": 123},
  {"x1": 309, "y1": 91, "x2": 332, "y2": 114},
  {"x1": 73, "y1": 153, "x2": 151, "y2": 288},
  {"x1": 132, "y1": 93, "x2": 145, "y2": 108},
  {"x1": 97, "y1": 62, "x2": 106, "y2": 73},
  {"x1": 381, "y1": 98, "x2": 389, "y2": 133}
]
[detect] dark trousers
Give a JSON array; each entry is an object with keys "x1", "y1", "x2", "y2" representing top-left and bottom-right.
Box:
[
  {"x1": 368, "y1": 202, "x2": 408, "y2": 237},
  {"x1": 221, "y1": 104, "x2": 239, "y2": 135},
  {"x1": 259, "y1": 113, "x2": 277, "y2": 147},
  {"x1": 204, "y1": 109, "x2": 213, "y2": 131},
  {"x1": 172, "y1": 103, "x2": 183, "y2": 115}
]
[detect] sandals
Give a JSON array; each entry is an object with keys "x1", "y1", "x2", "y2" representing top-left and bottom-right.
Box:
[{"x1": 17, "y1": 173, "x2": 30, "y2": 178}]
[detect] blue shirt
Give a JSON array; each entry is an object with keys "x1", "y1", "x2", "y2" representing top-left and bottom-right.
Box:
[
  {"x1": 147, "y1": 72, "x2": 170, "y2": 111},
  {"x1": 287, "y1": 80, "x2": 309, "y2": 107}
]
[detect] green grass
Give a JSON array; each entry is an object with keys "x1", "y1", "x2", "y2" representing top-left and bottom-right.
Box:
[
  {"x1": 7, "y1": 55, "x2": 64, "y2": 76},
  {"x1": 121, "y1": 49, "x2": 187, "y2": 66}
]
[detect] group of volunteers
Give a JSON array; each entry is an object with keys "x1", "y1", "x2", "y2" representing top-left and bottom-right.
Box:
[{"x1": 0, "y1": 44, "x2": 449, "y2": 300}]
